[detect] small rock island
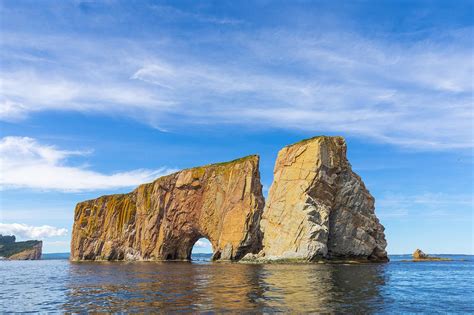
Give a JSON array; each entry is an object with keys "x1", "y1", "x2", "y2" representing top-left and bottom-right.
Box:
[
  {"x1": 410, "y1": 249, "x2": 451, "y2": 262},
  {"x1": 71, "y1": 136, "x2": 388, "y2": 263},
  {"x1": 0, "y1": 235, "x2": 42, "y2": 260}
]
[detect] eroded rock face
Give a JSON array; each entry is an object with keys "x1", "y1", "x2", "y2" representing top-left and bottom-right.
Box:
[
  {"x1": 72, "y1": 136, "x2": 389, "y2": 263},
  {"x1": 7, "y1": 242, "x2": 42, "y2": 260},
  {"x1": 259, "y1": 136, "x2": 388, "y2": 262},
  {"x1": 71, "y1": 156, "x2": 264, "y2": 261}
]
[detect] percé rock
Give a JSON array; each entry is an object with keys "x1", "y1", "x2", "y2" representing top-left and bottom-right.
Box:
[
  {"x1": 72, "y1": 136, "x2": 389, "y2": 263},
  {"x1": 0, "y1": 235, "x2": 42, "y2": 260},
  {"x1": 258, "y1": 136, "x2": 388, "y2": 262},
  {"x1": 71, "y1": 155, "x2": 264, "y2": 261}
]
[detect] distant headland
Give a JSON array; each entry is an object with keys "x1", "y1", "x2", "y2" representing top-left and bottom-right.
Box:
[
  {"x1": 71, "y1": 136, "x2": 388, "y2": 263},
  {"x1": 0, "y1": 235, "x2": 42, "y2": 260}
]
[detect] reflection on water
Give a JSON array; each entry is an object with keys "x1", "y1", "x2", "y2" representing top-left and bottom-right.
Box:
[
  {"x1": 0, "y1": 255, "x2": 473, "y2": 313},
  {"x1": 63, "y1": 262, "x2": 387, "y2": 313}
]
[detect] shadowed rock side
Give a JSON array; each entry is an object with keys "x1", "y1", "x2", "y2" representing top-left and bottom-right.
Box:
[
  {"x1": 71, "y1": 155, "x2": 264, "y2": 261},
  {"x1": 255, "y1": 136, "x2": 388, "y2": 262}
]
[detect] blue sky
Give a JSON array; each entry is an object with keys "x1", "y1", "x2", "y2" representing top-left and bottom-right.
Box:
[{"x1": 0, "y1": 0, "x2": 472, "y2": 254}]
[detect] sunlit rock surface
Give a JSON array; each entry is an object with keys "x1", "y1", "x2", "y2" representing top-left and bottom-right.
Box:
[
  {"x1": 0, "y1": 235, "x2": 42, "y2": 260},
  {"x1": 71, "y1": 156, "x2": 264, "y2": 261},
  {"x1": 410, "y1": 249, "x2": 450, "y2": 261},
  {"x1": 72, "y1": 136, "x2": 388, "y2": 263},
  {"x1": 413, "y1": 249, "x2": 428, "y2": 259},
  {"x1": 258, "y1": 136, "x2": 388, "y2": 262}
]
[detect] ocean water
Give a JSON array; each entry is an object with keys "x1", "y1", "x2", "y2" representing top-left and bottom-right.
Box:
[{"x1": 0, "y1": 254, "x2": 472, "y2": 313}]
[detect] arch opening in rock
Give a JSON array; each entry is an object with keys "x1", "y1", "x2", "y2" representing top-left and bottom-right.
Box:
[
  {"x1": 71, "y1": 137, "x2": 388, "y2": 263},
  {"x1": 190, "y1": 237, "x2": 213, "y2": 261},
  {"x1": 71, "y1": 155, "x2": 264, "y2": 261}
]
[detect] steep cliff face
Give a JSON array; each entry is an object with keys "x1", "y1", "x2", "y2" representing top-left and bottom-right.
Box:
[
  {"x1": 71, "y1": 155, "x2": 264, "y2": 261},
  {"x1": 8, "y1": 242, "x2": 42, "y2": 260},
  {"x1": 72, "y1": 136, "x2": 388, "y2": 263},
  {"x1": 0, "y1": 236, "x2": 42, "y2": 260},
  {"x1": 259, "y1": 136, "x2": 387, "y2": 262}
]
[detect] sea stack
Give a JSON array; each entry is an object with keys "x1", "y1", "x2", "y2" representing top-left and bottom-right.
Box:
[
  {"x1": 71, "y1": 155, "x2": 264, "y2": 261},
  {"x1": 413, "y1": 249, "x2": 429, "y2": 259},
  {"x1": 258, "y1": 136, "x2": 388, "y2": 262}
]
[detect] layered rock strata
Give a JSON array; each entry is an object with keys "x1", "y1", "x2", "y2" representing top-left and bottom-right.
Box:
[
  {"x1": 71, "y1": 155, "x2": 264, "y2": 261},
  {"x1": 72, "y1": 136, "x2": 388, "y2": 263},
  {"x1": 257, "y1": 136, "x2": 388, "y2": 262}
]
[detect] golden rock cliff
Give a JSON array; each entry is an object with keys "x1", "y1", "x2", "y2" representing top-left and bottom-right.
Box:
[
  {"x1": 71, "y1": 136, "x2": 388, "y2": 263},
  {"x1": 258, "y1": 136, "x2": 388, "y2": 262},
  {"x1": 71, "y1": 155, "x2": 264, "y2": 261}
]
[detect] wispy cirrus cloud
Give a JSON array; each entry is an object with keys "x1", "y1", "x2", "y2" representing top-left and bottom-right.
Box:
[
  {"x1": 0, "y1": 136, "x2": 175, "y2": 191},
  {"x1": 149, "y1": 4, "x2": 244, "y2": 25},
  {"x1": 0, "y1": 3, "x2": 472, "y2": 150},
  {"x1": 377, "y1": 192, "x2": 473, "y2": 218},
  {"x1": 0, "y1": 223, "x2": 67, "y2": 239}
]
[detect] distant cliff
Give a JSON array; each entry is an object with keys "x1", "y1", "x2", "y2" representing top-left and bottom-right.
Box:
[
  {"x1": 0, "y1": 235, "x2": 42, "y2": 260},
  {"x1": 71, "y1": 136, "x2": 388, "y2": 263}
]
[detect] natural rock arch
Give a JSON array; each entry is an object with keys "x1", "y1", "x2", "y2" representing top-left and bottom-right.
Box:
[
  {"x1": 71, "y1": 156, "x2": 264, "y2": 261},
  {"x1": 71, "y1": 136, "x2": 388, "y2": 262}
]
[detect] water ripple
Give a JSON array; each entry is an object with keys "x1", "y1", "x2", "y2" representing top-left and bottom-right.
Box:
[{"x1": 0, "y1": 255, "x2": 472, "y2": 312}]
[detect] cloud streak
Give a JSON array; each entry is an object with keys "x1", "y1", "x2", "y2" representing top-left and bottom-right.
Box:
[
  {"x1": 0, "y1": 136, "x2": 175, "y2": 191},
  {"x1": 0, "y1": 4, "x2": 472, "y2": 150},
  {"x1": 377, "y1": 192, "x2": 473, "y2": 218},
  {"x1": 0, "y1": 223, "x2": 68, "y2": 239},
  {"x1": 193, "y1": 239, "x2": 212, "y2": 248}
]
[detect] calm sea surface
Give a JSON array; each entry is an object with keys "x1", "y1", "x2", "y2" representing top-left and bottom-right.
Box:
[{"x1": 1, "y1": 254, "x2": 472, "y2": 313}]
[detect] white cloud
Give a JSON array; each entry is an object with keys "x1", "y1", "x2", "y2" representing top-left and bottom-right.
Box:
[
  {"x1": 0, "y1": 99, "x2": 29, "y2": 121},
  {"x1": 0, "y1": 18, "x2": 472, "y2": 149},
  {"x1": 0, "y1": 70, "x2": 173, "y2": 122},
  {"x1": 0, "y1": 136, "x2": 175, "y2": 191},
  {"x1": 0, "y1": 223, "x2": 67, "y2": 239},
  {"x1": 194, "y1": 239, "x2": 212, "y2": 248}
]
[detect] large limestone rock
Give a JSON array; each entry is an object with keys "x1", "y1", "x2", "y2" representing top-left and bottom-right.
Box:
[
  {"x1": 259, "y1": 136, "x2": 388, "y2": 262},
  {"x1": 71, "y1": 155, "x2": 264, "y2": 261}
]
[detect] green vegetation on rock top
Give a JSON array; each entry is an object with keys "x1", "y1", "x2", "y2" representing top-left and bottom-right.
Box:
[
  {"x1": 203, "y1": 154, "x2": 258, "y2": 168},
  {"x1": 76, "y1": 155, "x2": 259, "y2": 207},
  {"x1": 284, "y1": 135, "x2": 344, "y2": 148},
  {"x1": 152, "y1": 154, "x2": 258, "y2": 180},
  {"x1": 0, "y1": 237, "x2": 40, "y2": 258},
  {"x1": 0, "y1": 235, "x2": 16, "y2": 245}
]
